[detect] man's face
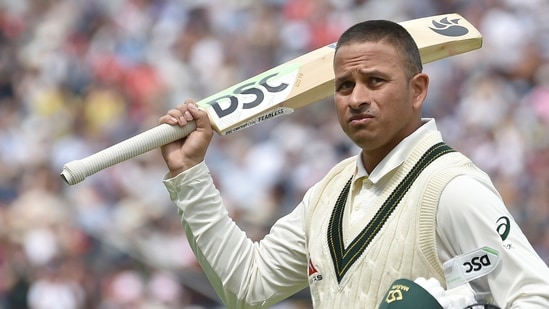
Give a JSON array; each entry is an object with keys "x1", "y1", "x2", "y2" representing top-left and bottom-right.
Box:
[{"x1": 333, "y1": 41, "x2": 427, "y2": 157}]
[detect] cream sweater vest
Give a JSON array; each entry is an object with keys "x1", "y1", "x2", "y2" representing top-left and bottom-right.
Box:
[{"x1": 304, "y1": 132, "x2": 494, "y2": 308}]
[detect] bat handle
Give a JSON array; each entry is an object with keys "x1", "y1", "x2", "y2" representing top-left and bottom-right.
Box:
[{"x1": 60, "y1": 121, "x2": 197, "y2": 185}]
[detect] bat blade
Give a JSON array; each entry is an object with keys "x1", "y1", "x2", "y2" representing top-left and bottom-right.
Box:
[
  {"x1": 200, "y1": 13, "x2": 482, "y2": 135},
  {"x1": 60, "y1": 13, "x2": 481, "y2": 185}
]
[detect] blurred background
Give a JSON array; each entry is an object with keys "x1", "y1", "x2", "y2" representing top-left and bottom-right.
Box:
[{"x1": 0, "y1": 0, "x2": 548, "y2": 308}]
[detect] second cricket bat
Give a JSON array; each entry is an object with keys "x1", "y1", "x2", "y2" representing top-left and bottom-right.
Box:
[{"x1": 61, "y1": 13, "x2": 482, "y2": 185}]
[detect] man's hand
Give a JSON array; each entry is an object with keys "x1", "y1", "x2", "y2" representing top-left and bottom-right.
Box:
[
  {"x1": 414, "y1": 278, "x2": 477, "y2": 309},
  {"x1": 159, "y1": 99, "x2": 213, "y2": 177}
]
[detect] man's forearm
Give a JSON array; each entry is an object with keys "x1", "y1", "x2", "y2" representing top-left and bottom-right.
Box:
[{"x1": 163, "y1": 162, "x2": 309, "y2": 307}]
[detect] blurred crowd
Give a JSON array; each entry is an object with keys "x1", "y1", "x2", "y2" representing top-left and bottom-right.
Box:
[{"x1": 0, "y1": 0, "x2": 548, "y2": 308}]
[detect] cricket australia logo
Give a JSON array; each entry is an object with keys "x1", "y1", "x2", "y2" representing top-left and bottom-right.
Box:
[
  {"x1": 385, "y1": 288, "x2": 404, "y2": 303},
  {"x1": 429, "y1": 17, "x2": 469, "y2": 37},
  {"x1": 384, "y1": 282, "x2": 410, "y2": 304}
]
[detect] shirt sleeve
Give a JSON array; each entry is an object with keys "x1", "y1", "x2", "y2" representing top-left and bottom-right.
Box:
[
  {"x1": 437, "y1": 175, "x2": 549, "y2": 308},
  {"x1": 163, "y1": 162, "x2": 309, "y2": 308}
]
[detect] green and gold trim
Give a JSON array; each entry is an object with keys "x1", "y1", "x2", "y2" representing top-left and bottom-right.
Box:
[{"x1": 328, "y1": 142, "x2": 455, "y2": 283}]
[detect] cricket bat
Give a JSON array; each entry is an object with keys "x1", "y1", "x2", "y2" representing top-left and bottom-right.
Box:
[{"x1": 60, "y1": 13, "x2": 482, "y2": 185}]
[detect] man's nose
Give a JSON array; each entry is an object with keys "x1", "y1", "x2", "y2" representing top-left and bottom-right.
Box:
[{"x1": 348, "y1": 83, "x2": 371, "y2": 110}]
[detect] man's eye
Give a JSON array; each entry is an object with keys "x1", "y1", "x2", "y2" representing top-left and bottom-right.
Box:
[
  {"x1": 337, "y1": 81, "x2": 354, "y2": 92},
  {"x1": 368, "y1": 77, "x2": 385, "y2": 87},
  {"x1": 369, "y1": 77, "x2": 384, "y2": 85}
]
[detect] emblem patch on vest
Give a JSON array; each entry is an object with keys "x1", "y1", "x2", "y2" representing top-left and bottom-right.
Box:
[{"x1": 308, "y1": 257, "x2": 323, "y2": 284}]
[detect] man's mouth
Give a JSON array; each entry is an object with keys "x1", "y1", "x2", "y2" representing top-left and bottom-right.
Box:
[{"x1": 349, "y1": 113, "x2": 374, "y2": 123}]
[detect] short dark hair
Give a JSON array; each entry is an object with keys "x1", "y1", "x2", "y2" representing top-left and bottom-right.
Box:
[{"x1": 335, "y1": 20, "x2": 423, "y2": 78}]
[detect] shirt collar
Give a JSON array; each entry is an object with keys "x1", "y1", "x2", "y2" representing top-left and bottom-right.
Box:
[{"x1": 355, "y1": 118, "x2": 438, "y2": 184}]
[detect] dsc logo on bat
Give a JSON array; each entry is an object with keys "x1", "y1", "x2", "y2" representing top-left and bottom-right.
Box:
[
  {"x1": 204, "y1": 72, "x2": 290, "y2": 118},
  {"x1": 197, "y1": 64, "x2": 300, "y2": 134},
  {"x1": 463, "y1": 254, "x2": 492, "y2": 273}
]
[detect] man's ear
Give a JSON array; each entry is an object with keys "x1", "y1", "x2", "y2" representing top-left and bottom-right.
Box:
[{"x1": 411, "y1": 72, "x2": 429, "y2": 110}]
